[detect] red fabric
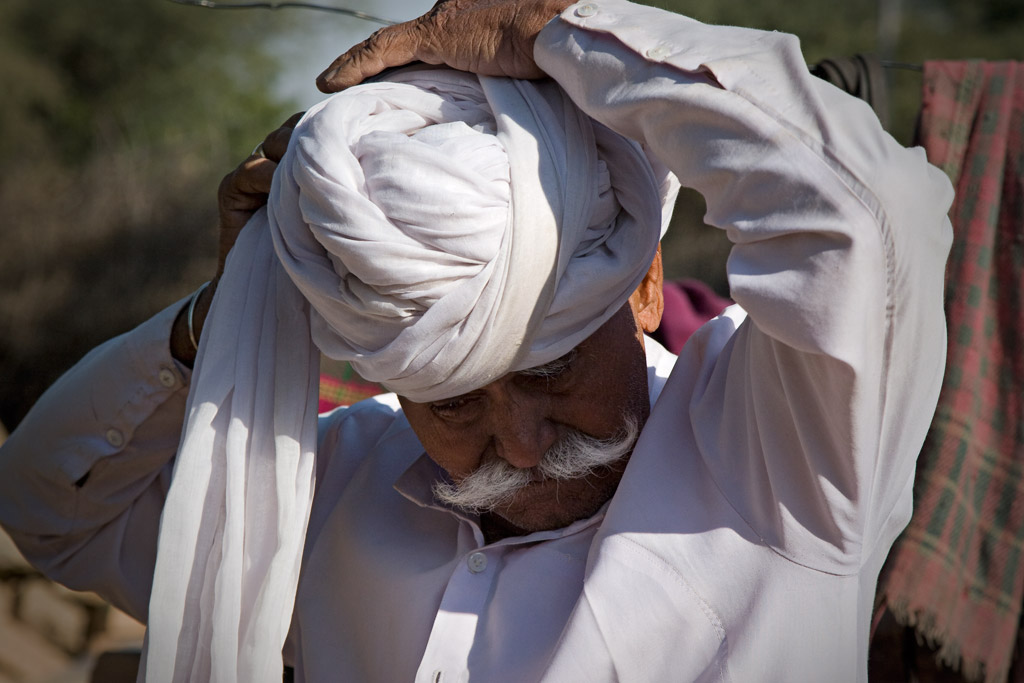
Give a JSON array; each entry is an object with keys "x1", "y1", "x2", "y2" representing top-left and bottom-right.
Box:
[
  {"x1": 876, "y1": 60, "x2": 1024, "y2": 683},
  {"x1": 318, "y1": 366, "x2": 383, "y2": 412},
  {"x1": 652, "y1": 278, "x2": 731, "y2": 354}
]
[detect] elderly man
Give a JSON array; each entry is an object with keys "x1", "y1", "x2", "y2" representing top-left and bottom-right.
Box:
[{"x1": 0, "y1": 0, "x2": 952, "y2": 680}]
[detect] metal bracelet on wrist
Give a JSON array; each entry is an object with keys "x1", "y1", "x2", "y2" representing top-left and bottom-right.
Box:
[{"x1": 187, "y1": 281, "x2": 211, "y2": 352}]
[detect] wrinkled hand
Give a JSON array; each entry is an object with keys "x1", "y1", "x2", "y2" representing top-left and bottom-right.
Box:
[
  {"x1": 171, "y1": 112, "x2": 303, "y2": 367},
  {"x1": 216, "y1": 111, "x2": 303, "y2": 276},
  {"x1": 316, "y1": 0, "x2": 574, "y2": 92}
]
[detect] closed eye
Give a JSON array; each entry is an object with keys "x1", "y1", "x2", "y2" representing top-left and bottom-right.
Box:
[
  {"x1": 429, "y1": 395, "x2": 480, "y2": 420},
  {"x1": 517, "y1": 348, "x2": 579, "y2": 387}
]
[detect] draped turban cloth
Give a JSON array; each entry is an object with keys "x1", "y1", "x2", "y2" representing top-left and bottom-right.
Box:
[{"x1": 142, "y1": 67, "x2": 678, "y2": 683}]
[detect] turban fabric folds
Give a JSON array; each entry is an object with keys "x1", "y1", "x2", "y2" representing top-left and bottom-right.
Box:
[
  {"x1": 143, "y1": 68, "x2": 675, "y2": 682},
  {"x1": 277, "y1": 68, "x2": 671, "y2": 400}
]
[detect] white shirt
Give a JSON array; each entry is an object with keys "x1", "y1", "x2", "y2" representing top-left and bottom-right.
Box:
[{"x1": 0, "y1": 1, "x2": 953, "y2": 681}]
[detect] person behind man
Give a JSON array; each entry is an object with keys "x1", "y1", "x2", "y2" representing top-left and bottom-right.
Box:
[{"x1": 0, "y1": 0, "x2": 953, "y2": 680}]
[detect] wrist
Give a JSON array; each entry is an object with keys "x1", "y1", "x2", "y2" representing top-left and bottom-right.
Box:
[{"x1": 170, "y1": 279, "x2": 217, "y2": 368}]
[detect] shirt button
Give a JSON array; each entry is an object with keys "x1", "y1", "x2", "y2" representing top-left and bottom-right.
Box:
[
  {"x1": 646, "y1": 45, "x2": 671, "y2": 61},
  {"x1": 158, "y1": 367, "x2": 177, "y2": 388},
  {"x1": 106, "y1": 429, "x2": 125, "y2": 448},
  {"x1": 575, "y1": 3, "x2": 598, "y2": 17},
  {"x1": 467, "y1": 552, "x2": 488, "y2": 573}
]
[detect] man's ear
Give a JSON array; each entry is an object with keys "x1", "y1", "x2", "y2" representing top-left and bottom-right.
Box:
[{"x1": 628, "y1": 244, "x2": 664, "y2": 334}]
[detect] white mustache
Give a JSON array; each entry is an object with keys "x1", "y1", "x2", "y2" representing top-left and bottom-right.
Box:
[{"x1": 432, "y1": 416, "x2": 639, "y2": 514}]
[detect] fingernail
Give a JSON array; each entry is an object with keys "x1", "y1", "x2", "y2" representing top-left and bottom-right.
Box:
[{"x1": 316, "y1": 68, "x2": 339, "y2": 92}]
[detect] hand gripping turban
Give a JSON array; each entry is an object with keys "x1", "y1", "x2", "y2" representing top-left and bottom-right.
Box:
[{"x1": 143, "y1": 67, "x2": 678, "y2": 682}]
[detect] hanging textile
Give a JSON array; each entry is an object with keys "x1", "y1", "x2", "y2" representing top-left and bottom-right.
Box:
[
  {"x1": 318, "y1": 362, "x2": 382, "y2": 412},
  {"x1": 876, "y1": 60, "x2": 1024, "y2": 683},
  {"x1": 650, "y1": 278, "x2": 731, "y2": 354},
  {"x1": 810, "y1": 54, "x2": 891, "y2": 130}
]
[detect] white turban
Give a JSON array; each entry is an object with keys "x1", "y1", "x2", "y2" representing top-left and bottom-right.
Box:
[
  {"x1": 276, "y1": 67, "x2": 674, "y2": 400},
  {"x1": 143, "y1": 67, "x2": 677, "y2": 682}
]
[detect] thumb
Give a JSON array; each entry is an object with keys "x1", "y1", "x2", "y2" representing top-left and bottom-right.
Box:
[{"x1": 317, "y1": 24, "x2": 421, "y2": 92}]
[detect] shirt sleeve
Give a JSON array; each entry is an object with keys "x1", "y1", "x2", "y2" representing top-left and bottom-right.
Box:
[
  {"x1": 536, "y1": 1, "x2": 953, "y2": 570},
  {"x1": 0, "y1": 299, "x2": 192, "y2": 621}
]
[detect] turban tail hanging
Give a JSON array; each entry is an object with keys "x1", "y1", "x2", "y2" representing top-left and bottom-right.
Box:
[{"x1": 143, "y1": 68, "x2": 675, "y2": 682}]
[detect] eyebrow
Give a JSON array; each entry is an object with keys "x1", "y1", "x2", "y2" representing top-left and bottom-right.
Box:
[{"x1": 516, "y1": 348, "x2": 579, "y2": 379}]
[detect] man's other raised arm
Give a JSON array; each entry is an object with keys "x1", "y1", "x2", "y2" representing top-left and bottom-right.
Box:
[
  {"x1": 0, "y1": 115, "x2": 300, "y2": 621},
  {"x1": 535, "y1": 0, "x2": 953, "y2": 569},
  {"x1": 319, "y1": 0, "x2": 953, "y2": 569}
]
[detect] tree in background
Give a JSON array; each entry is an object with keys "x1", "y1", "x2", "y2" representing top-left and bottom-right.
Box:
[{"x1": 0, "y1": 0, "x2": 296, "y2": 429}]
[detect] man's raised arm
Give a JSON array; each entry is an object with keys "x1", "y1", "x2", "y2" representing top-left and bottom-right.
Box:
[
  {"x1": 536, "y1": 0, "x2": 953, "y2": 565},
  {"x1": 0, "y1": 115, "x2": 298, "y2": 621},
  {"x1": 320, "y1": 0, "x2": 954, "y2": 568}
]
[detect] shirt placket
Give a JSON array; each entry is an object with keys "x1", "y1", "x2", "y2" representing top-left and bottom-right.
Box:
[{"x1": 415, "y1": 526, "x2": 502, "y2": 683}]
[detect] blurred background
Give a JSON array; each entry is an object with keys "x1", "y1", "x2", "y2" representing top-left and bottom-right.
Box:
[
  {"x1": 0, "y1": 0, "x2": 1022, "y2": 680},
  {"x1": 4, "y1": 0, "x2": 1024, "y2": 435}
]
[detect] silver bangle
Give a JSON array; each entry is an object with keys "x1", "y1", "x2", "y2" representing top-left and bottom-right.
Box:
[{"x1": 187, "y1": 281, "x2": 211, "y2": 352}]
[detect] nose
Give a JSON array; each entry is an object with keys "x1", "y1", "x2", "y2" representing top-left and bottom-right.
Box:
[{"x1": 490, "y1": 392, "x2": 558, "y2": 470}]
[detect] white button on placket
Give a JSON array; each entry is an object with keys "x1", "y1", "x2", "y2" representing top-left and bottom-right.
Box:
[
  {"x1": 158, "y1": 367, "x2": 177, "y2": 388},
  {"x1": 106, "y1": 428, "x2": 125, "y2": 448},
  {"x1": 467, "y1": 552, "x2": 488, "y2": 573},
  {"x1": 646, "y1": 45, "x2": 671, "y2": 61},
  {"x1": 575, "y1": 3, "x2": 598, "y2": 17}
]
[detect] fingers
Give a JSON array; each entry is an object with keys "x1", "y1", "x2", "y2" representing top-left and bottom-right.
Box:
[
  {"x1": 232, "y1": 157, "x2": 277, "y2": 197},
  {"x1": 215, "y1": 158, "x2": 273, "y2": 275},
  {"x1": 316, "y1": 0, "x2": 573, "y2": 91},
  {"x1": 260, "y1": 111, "x2": 304, "y2": 161},
  {"x1": 212, "y1": 112, "x2": 305, "y2": 277},
  {"x1": 216, "y1": 158, "x2": 274, "y2": 234},
  {"x1": 282, "y1": 111, "x2": 305, "y2": 128},
  {"x1": 237, "y1": 111, "x2": 303, "y2": 194},
  {"x1": 317, "y1": 24, "x2": 421, "y2": 92}
]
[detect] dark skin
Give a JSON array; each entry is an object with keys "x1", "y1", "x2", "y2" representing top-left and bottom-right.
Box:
[
  {"x1": 178, "y1": 0, "x2": 666, "y2": 540},
  {"x1": 180, "y1": 134, "x2": 664, "y2": 537},
  {"x1": 401, "y1": 259, "x2": 664, "y2": 542},
  {"x1": 316, "y1": 0, "x2": 575, "y2": 92}
]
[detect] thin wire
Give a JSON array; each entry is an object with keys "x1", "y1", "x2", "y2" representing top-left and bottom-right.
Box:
[
  {"x1": 164, "y1": 0, "x2": 397, "y2": 25},
  {"x1": 880, "y1": 60, "x2": 924, "y2": 72},
  {"x1": 808, "y1": 59, "x2": 924, "y2": 72}
]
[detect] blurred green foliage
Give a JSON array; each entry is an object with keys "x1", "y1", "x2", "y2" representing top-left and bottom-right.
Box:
[
  {"x1": 0, "y1": 0, "x2": 297, "y2": 428},
  {"x1": 0, "y1": 0, "x2": 292, "y2": 169}
]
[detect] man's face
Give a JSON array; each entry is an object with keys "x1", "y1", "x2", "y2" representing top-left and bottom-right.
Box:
[{"x1": 399, "y1": 301, "x2": 653, "y2": 539}]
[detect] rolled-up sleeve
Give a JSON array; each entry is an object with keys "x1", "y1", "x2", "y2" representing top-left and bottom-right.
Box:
[{"x1": 0, "y1": 299, "x2": 192, "y2": 621}]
